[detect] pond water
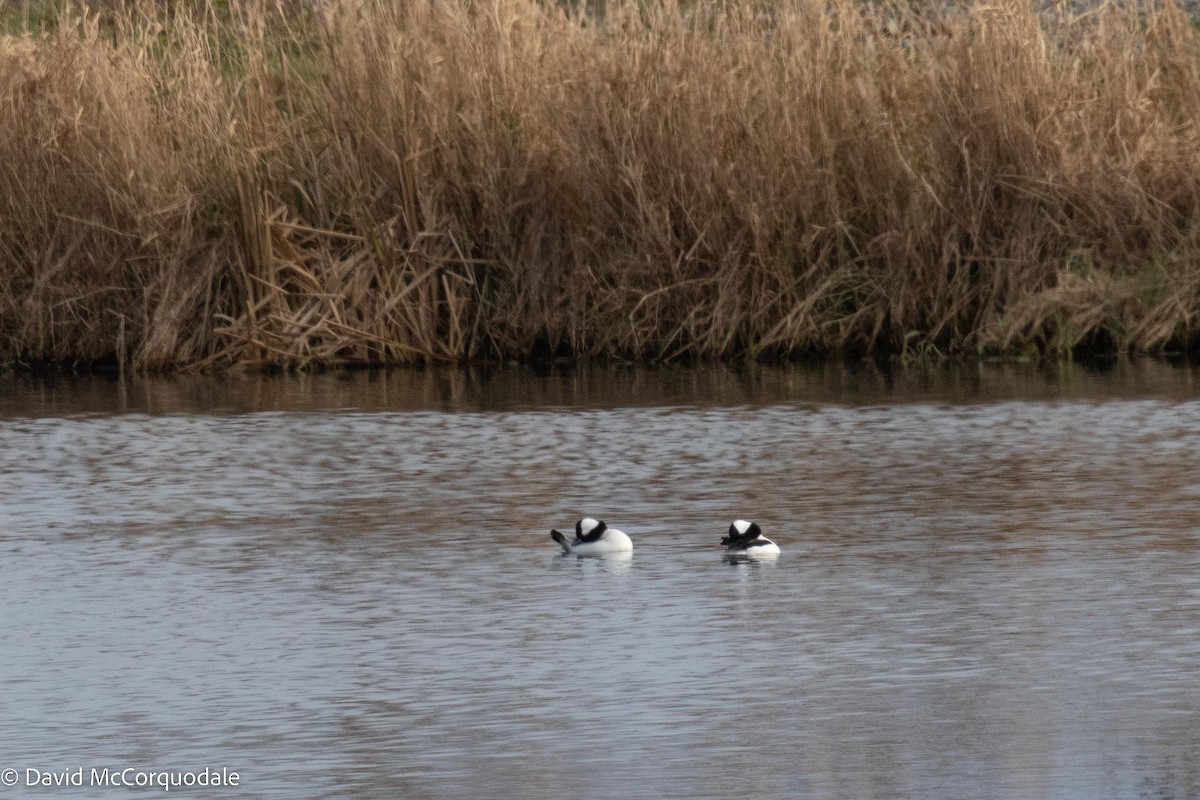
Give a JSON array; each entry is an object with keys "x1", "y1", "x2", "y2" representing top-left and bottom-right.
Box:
[{"x1": 2, "y1": 362, "x2": 1199, "y2": 799}]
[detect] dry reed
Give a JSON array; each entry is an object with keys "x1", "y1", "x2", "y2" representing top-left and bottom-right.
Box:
[{"x1": 2, "y1": 0, "x2": 1200, "y2": 370}]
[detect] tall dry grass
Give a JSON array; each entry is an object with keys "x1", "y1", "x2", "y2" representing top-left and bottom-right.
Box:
[{"x1": 2, "y1": 0, "x2": 1200, "y2": 370}]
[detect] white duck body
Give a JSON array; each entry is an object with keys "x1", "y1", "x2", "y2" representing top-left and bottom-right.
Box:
[
  {"x1": 551, "y1": 518, "x2": 633, "y2": 555},
  {"x1": 721, "y1": 519, "x2": 781, "y2": 556}
]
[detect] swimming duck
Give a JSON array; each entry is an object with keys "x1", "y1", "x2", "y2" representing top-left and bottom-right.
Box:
[
  {"x1": 550, "y1": 518, "x2": 633, "y2": 555},
  {"x1": 721, "y1": 520, "x2": 780, "y2": 555}
]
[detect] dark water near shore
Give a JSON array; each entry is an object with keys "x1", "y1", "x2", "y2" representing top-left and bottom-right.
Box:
[{"x1": 2, "y1": 362, "x2": 1199, "y2": 799}]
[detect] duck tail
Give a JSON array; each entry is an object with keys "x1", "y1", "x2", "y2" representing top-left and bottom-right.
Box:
[{"x1": 550, "y1": 530, "x2": 571, "y2": 553}]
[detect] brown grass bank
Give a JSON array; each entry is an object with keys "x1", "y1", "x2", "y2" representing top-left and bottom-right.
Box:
[{"x1": 2, "y1": 0, "x2": 1200, "y2": 370}]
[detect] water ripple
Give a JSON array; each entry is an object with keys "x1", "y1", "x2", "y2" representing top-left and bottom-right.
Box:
[{"x1": 1, "y1": 391, "x2": 1199, "y2": 799}]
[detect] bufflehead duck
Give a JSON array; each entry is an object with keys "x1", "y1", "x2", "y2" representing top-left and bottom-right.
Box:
[
  {"x1": 721, "y1": 520, "x2": 780, "y2": 555},
  {"x1": 550, "y1": 518, "x2": 633, "y2": 555}
]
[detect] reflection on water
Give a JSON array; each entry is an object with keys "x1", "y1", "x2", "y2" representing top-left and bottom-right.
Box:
[
  {"x1": 5, "y1": 358, "x2": 1200, "y2": 416},
  {"x1": 1, "y1": 363, "x2": 1199, "y2": 799}
]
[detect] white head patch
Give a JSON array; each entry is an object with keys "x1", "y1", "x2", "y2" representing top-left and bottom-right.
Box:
[
  {"x1": 579, "y1": 518, "x2": 601, "y2": 535},
  {"x1": 733, "y1": 520, "x2": 753, "y2": 535}
]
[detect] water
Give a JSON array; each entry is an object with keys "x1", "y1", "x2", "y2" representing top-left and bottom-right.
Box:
[{"x1": 2, "y1": 363, "x2": 1199, "y2": 799}]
